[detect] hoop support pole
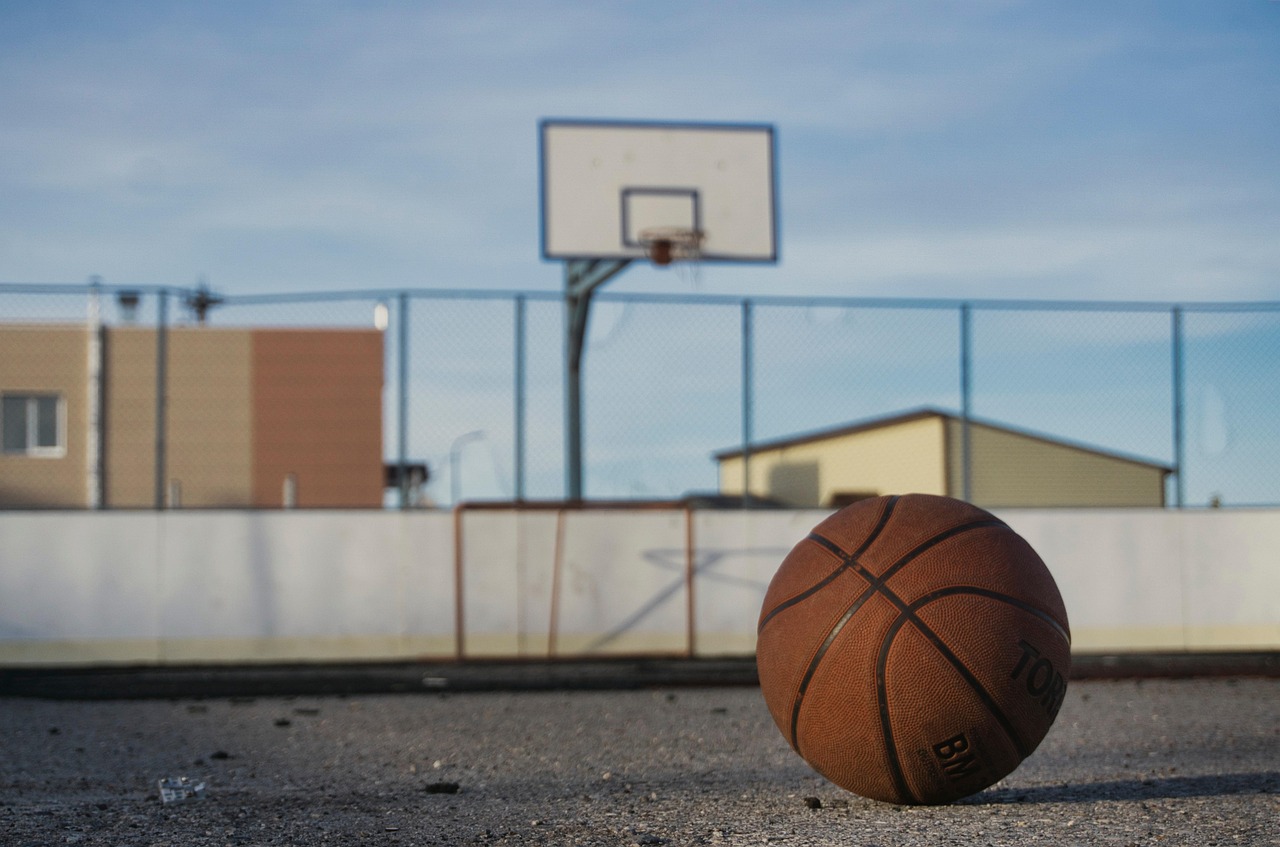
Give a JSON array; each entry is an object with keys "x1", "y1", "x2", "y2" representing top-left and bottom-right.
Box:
[{"x1": 565, "y1": 258, "x2": 631, "y2": 501}]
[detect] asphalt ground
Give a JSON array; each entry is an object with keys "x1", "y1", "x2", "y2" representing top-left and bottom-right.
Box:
[{"x1": 1, "y1": 670, "x2": 1277, "y2": 846}]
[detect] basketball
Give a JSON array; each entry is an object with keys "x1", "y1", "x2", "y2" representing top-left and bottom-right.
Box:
[{"x1": 756, "y1": 494, "x2": 1071, "y2": 805}]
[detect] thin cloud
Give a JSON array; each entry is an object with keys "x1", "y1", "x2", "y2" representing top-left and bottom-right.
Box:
[{"x1": 0, "y1": 1, "x2": 1275, "y2": 301}]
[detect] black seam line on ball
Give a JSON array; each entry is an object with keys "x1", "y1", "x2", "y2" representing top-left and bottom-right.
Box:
[
  {"x1": 906, "y1": 587, "x2": 1070, "y2": 759},
  {"x1": 870, "y1": 518, "x2": 1006, "y2": 589},
  {"x1": 912, "y1": 586, "x2": 1071, "y2": 646},
  {"x1": 878, "y1": 590, "x2": 1034, "y2": 768},
  {"x1": 782, "y1": 497, "x2": 900, "y2": 747},
  {"x1": 787, "y1": 515, "x2": 1000, "y2": 751},
  {"x1": 864, "y1": 520, "x2": 1007, "y2": 804},
  {"x1": 786, "y1": 510, "x2": 1001, "y2": 756},
  {"x1": 759, "y1": 496, "x2": 899, "y2": 635},
  {"x1": 756, "y1": 535, "x2": 851, "y2": 635},
  {"x1": 875, "y1": 612, "x2": 924, "y2": 804}
]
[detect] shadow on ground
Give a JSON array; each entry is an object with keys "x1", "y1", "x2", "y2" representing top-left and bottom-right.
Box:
[{"x1": 970, "y1": 771, "x2": 1280, "y2": 804}]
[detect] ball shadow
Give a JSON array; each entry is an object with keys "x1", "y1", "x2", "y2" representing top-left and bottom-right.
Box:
[{"x1": 965, "y1": 771, "x2": 1280, "y2": 805}]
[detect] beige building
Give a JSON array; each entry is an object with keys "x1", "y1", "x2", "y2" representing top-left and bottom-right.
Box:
[
  {"x1": 715, "y1": 408, "x2": 1171, "y2": 509},
  {"x1": 0, "y1": 323, "x2": 384, "y2": 509}
]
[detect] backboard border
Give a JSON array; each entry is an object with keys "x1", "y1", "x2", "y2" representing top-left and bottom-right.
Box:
[{"x1": 539, "y1": 117, "x2": 779, "y2": 265}]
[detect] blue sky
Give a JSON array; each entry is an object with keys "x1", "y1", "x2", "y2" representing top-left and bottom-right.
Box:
[{"x1": 2, "y1": 1, "x2": 1278, "y2": 303}]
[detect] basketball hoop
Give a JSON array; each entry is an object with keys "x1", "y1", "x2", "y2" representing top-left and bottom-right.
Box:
[{"x1": 637, "y1": 226, "x2": 705, "y2": 267}]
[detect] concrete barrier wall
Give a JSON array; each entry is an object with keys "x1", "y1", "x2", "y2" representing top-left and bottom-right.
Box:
[
  {"x1": 1006, "y1": 509, "x2": 1280, "y2": 652},
  {"x1": 0, "y1": 508, "x2": 1276, "y2": 666}
]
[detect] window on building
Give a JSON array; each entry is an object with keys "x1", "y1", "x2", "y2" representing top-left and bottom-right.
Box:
[{"x1": 2, "y1": 393, "x2": 64, "y2": 456}]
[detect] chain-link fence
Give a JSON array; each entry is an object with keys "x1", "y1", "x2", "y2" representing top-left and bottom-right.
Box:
[{"x1": 3, "y1": 281, "x2": 1277, "y2": 509}]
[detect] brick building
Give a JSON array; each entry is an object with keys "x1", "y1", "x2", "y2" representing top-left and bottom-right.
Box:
[{"x1": 0, "y1": 324, "x2": 384, "y2": 508}]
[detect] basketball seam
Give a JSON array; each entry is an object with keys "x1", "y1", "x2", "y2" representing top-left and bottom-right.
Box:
[
  {"x1": 757, "y1": 497, "x2": 898, "y2": 634},
  {"x1": 913, "y1": 585, "x2": 1070, "y2": 645},
  {"x1": 756, "y1": 537, "x2": 856, "y2": 636},
  {"x1": 784, "y1": 513, "x2": 1006, "y2": 781},
  {"x1": 874, "y1": 570, "x2": 1071, "y2": 803},
  {"x1": 866, "y1": 524, "x2": 1014, "y2": 804},
  {"x1": 895, "y1": 587, "x2": 1070, "y2": 767},
  {"x1": 876, "y1": 600, "x2": 1031, "y2": 798},
  {"x1": 778, "y1": 497, "x2": 901, "y2": 749},
  {"x1": 875, "y1": 613, "x2": 920, "y2": 803}
]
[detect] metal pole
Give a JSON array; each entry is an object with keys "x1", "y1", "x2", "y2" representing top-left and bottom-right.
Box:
[
  {"x1": 1171, "y1": 307, "x2": 1184, "y2": 508},
  {"x1": 959, "y1": 303, "x2": 972, "y2": 503},
  {"x1": 563, "y1": 258, "x2": 630, "y2": 502},
  {"x1": 398, "y1": 292, "x2": 410, "y2": 509},
  {"x1": 565, "y1": 283, "x2": 584, "y2": 502},
  {"x1": 741, "y1": 299, "x2": 754, "y2": 508},
  {"x1": 86, "y1": 277, "x2": 104, "y2": 509},
  {"x1": 514, "y1": 295, "x2": 526, "y2": 502},
  {"x1": 154, "y1": 289, "x2": 169, "y2": 510}
]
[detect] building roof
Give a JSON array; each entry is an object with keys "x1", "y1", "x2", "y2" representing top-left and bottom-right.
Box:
[{"x1": 713, "y1": 406, "x2": 1173, "y2": 473}]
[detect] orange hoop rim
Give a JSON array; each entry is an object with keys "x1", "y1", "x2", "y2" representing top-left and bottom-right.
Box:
[{"x1": 637, "y1": 226, "x2": 704, "y2": 266}]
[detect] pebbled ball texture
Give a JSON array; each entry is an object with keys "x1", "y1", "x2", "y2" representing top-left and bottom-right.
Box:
[{"x1": 756, "y1": 494, "x2": 1071, "y2": 805}]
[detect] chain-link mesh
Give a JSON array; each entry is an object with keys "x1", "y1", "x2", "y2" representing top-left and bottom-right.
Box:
[
  {"x1": 752, "y1": 304, "x2": 961, "y2": 443},
  {"x1": 968, "y1": 307, "x2": 1176, "y2": 506},
  {"x1": 402, "y1": 294, "x2": 520, "y2": 507},
  {"x1": 3, "y1": 283, "x2": 1278, "y2": 509},
  {"x1": 211, "y1": 294, "x2": 391, "y2": 509},
  {"x1": 1180, "y1": 309, "x2": 1280, "y2": 507},
  {"x1": 583, "y1": 298, "x2": 743, "y2": 500}
]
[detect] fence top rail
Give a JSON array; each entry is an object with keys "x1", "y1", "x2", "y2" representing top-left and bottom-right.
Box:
[
  {"x1": 583, "y1": 292, "x2": 1280, "y2": 312},
  {"x1": 4, "y1": 281, "x2": 1280, "y2": 313},
  {"x1": 0, "y1": 281, "x2": 196, "y2": 297}
]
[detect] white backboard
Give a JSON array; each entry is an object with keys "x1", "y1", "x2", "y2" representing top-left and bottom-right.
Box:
[{"x1": 540, "y1": 119, "x2": 778, "y2": 263}]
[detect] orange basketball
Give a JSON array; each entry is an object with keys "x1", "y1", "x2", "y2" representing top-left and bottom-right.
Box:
[{"x1": 757, "y1": 494, "x2": 1071, "y2": 805}]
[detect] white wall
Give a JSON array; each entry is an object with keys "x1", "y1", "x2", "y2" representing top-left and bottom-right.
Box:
[
  {"x1": 1005, "y1": 509, "x2": 1280, "y2": 652},
  {"x1": 0, "y1": 507, "x2": 1276, "y2": 666}
]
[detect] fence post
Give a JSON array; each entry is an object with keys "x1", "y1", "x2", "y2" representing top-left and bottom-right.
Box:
[
  {"x1": 86, "y1": 278, "x2": 104, "y2": 509},
  {"x1": 741, "y1": 299, "x2": 754, "y2": 508},
  {"x1": 959, "y1": 303, "x2": 973, "y2": 503},
  {"x1": 397, "y1": 291, "x2": 410, "y2": 510},
  {"x1": 514, "y1": 295, "x2": 527, "y2": 502},
  {"x1": 154, "y1": 289, "x2": 169, "y2": 510},
  {"x1": 1171, "y1": 306, "x2": 1184, "y2": 508}
]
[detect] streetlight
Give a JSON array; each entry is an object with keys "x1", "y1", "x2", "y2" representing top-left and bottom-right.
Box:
[{"x1": 449, "y1": 430, "x2": 485, "y2": 506}]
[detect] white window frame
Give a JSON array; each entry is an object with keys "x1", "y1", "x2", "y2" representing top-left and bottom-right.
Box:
[{"x1": 1, "y1": 392, "x2": 66, "y2": 458}]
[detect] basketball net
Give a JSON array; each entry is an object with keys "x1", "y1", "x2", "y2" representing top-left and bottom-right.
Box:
[{"x1": 639, "y1": 226, "x2": 705, "y2": 288}]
